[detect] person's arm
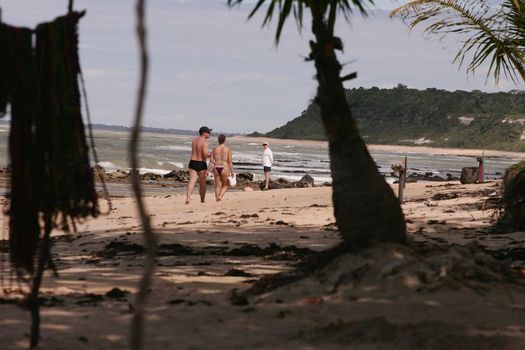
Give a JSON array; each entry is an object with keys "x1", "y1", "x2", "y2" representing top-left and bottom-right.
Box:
[
  {"x1": 228, "y1": 149, "x2": 234, "y2": 175},
  {"x1": 202, "y1": 142, "x2": 211, "y2": 159},
  {"x1": 269, "y1": 149, "x2": 273, "y2": 165},
  {"x1": 208, "y1": 149, "x2": 215, "y2": 172}
]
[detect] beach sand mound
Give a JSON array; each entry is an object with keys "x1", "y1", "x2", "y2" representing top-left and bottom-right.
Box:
[
  {"x1": 260, "y1": 242, "x2": 517, "y2": 301},
  {"x1": 246, "y1": 243, "x2": 525, "y2": 349}
]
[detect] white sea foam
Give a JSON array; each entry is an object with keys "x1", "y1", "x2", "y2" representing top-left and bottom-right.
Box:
[
  {"x1": 276, "y1": 174, "x2": 333, "y2": 184},
  {"x1": 137, "y1": 167, "x2": 171, "y2": 175},
  {"x1": 271, "y1": 165, "x2": 331, "y2": 174},
  {"x1": 156, "y1": 161, "x2": 182, "y2": 168},
  {"x1": 155, "y1": 145, "x2": 192, "y2": 151},
  {"x1": 169, "y1": 162, "x2": 184, "y2": 168},
  {"x1": 97, "y1": 161, "x2": 121, "y2": 172}
]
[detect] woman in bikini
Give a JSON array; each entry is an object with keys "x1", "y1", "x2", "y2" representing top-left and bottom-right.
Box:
[{"x1": 210, "y1": 134, "x2": 234, "y2": 202}]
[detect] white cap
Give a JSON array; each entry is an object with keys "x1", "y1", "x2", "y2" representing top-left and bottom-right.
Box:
[{"x1": 262, "y1": 141, "x2": 269, "y2": 146}]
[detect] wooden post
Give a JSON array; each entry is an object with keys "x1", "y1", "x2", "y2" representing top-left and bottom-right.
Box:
[
  {"x1": 398, "y1": 160, "x2": 406, "y2": 204},
  {"x1": 403, "y1": 156, "x2": 408, "y2": 189},
  {"x1": 477, "y1": 152, "x2": 484, "y2": 183}
]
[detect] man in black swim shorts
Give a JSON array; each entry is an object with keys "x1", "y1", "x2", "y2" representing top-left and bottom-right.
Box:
[
  {"x1": 188, "y1": 159, "x2": 207, "y2": 172},
  {"x1": 185, "y1": 126, "x2": 212, "y2": 204}
]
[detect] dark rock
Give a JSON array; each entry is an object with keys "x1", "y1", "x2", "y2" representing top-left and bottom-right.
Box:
[
  {"x1": 0, "y1": 239, "x2": 8, "y2": 253},
  {"x1": 262, "y1": 178, "x2": 294, "y2": 190},
  {"x1": 75, "y1": 293, "x2": 104, "y2": 306},
  {"x1": 141, "y1": 173, "x2": 162, "y2": 181},
  {"x1": 100, "y1": 241, "x2": 145, "y2": 258},
  {"x1": 163, "y1": 170, "x2": 189, "y2": 182},
  {"x1": 407, "y1": 173, "x2": 447, "y2": 182},
  {"x1": 158, "y1": 243, "x2": 197, "y2": 256},
  {"x1": 105, "y1": 288, "x2": 130, "y2": 299},
  {"x1": 92, "y1": 165, "x2": 106, "y2": 179},
  {"x1": 225, "y1": 269, "x2": 254, "y2": 277},
  {"x1": 460, "y1": 167, "x2": 479, "y2": 184},
  {"x1": 108, "y1": 169, "x2": 128, "y2": 180},
  {"x1": 236, "y1": 172, "x2": 254, "y2": 182},
  {"x1": 0, "y1": 297, "x2": 19, "y2": 305},
  {"x1": 78, "y1": 336, "x2": 89, "y2": 343},
  {"x1": 446, "y1": 173, "x2": 459, "y2": 181},
  {"x1": 128, "y1": 169, "x2": 140, "y2": 179},
  {"x1": 40, "y1": 296, "x2": 65, "y2": 307},
  {"x1": 228, "y1": 289, "x2": 249, "y2": 306},
  {"x1": 240, "y1": 213, "x2": 259, "y2": 219},
  {"x1": 0, "y1": 165, "x2": 11, "y2": 173},
  {"x1": 431, "y1": 192, "x2": 459, "y2": 201},
  {"x1": 294, "y1": 174, "x2": 315, "y2": 188}
]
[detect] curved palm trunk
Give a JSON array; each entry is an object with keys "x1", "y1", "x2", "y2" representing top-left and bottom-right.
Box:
[{"x1": 310, "y1": 11, "x2": 406, "y2": 247}]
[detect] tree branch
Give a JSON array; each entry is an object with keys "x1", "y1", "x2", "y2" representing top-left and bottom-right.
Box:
[{"x1": 129, "y1": 0, "x2": 158, "y2": 349}]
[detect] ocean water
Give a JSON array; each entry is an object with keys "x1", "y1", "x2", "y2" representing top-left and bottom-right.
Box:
[{"x1": 0, "y1": 124, "x2": 521, "y2": 184}]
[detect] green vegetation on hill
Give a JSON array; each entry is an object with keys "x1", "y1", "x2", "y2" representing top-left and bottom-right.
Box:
[{"x1": 260, "y1": 85, "x2": 525, "y2": 151}]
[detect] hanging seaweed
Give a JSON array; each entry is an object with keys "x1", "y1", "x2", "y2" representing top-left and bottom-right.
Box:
[
  {"x1": 1, "y1": 11, "x2": 99, "y2": 276},
  {"x1": 34, "y1": 12, "x2": 98, "y2": 229},
  {"x1": 0, "y1": 23, "x2": 40, "y2": 274}
]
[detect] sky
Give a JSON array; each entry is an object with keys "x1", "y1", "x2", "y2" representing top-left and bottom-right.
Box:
[{"x1": 0, "y1": 0, "x2": 518, "y2": 133}]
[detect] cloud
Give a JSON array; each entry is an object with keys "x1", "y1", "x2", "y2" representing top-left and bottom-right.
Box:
[{"x1": 1, "y1": 0, "x2": 519, "y2": 133}]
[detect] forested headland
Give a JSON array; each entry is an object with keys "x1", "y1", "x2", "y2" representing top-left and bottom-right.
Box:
[{"x1": 259, "y1": 85, "x2": 525, "y2": 151}]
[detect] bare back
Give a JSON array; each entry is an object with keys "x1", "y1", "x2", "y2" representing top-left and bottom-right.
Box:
[
  {"x1": 190, "y1": 136, "x2": 209, "y2": 161},
  {"x1": 212, "y1": 144, "x2": 231, "y2": 166}
]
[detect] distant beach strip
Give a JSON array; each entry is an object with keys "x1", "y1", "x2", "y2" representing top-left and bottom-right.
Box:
[{"x1": 0, "y1": 125, "x2": 523, "y2": 184}]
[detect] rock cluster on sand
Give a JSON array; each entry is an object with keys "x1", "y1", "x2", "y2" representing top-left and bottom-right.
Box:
[
  {"x1": 163, "y1": 170, "x2": 189, "y2": 182},
  {"x1": 91, "y1": 166, "x2": 327, "y2": 189},
  {"x1": 393, "y1": 172, "x2": 459, "y2": 183}
]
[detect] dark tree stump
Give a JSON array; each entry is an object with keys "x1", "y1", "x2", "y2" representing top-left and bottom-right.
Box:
[{"x1": 460, "y1": 167, "x2": 479, "y2": 184}]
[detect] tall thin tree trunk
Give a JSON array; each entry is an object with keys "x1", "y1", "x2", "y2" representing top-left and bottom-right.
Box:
[
  {"x1": 129, "y1": 1, "x2": 158, "y2": 349},
  {"x1": 29, "y1": 214, "x2": 52, "y2": 348},
  {"x1": 310, "y1": 10, "x2": 406, "y2": 247}
]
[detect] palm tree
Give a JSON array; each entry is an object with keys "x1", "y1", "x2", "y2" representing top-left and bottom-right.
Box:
[
  {"x1": 227, "y1": 0, "x2": 406, "y2": 247},
  {"x1": 390, "y1": 0, "x2": 525, "y2": 84}
]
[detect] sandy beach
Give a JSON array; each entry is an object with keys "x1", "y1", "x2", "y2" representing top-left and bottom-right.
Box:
[
  {"x1": 1, "y1": 180, "x2": 525, "y2": 349},
  {"x1": 234, "y1": 135, "x2": 525, "y2": 159}
]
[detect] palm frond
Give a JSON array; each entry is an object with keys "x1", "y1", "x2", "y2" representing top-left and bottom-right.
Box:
[
  {"x1": 390, "y1": 0, "x2": 525, "y2": 84},
  {"x1": 228, "y1": 0, "x2": 375, "y2": 44}
]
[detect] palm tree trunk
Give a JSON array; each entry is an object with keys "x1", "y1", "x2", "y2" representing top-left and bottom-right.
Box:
[{"x1": 310, "y1": 11, "x2": 406, "y2": 247}]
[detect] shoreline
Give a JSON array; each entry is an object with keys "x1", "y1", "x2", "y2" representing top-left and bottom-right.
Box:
[{"x1": 234, "y1": 135, "x2": 525, "y2": 159}]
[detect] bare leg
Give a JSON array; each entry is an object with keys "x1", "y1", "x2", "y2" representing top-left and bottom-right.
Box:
[
  {"x1": 214, "y1": 170, "x2": 222, "y2": 201},
  {"x1": 218, "y1": 171, "x2": 229, "y2": 201},
  {"x1": 185, "y1": 169, "x2": 198, "y2": 204},
  {"x1": 264, "y1": 171, "x2": 270, "y2": 190},
  {"x1": 198, "y1": 170, "x2": 207, "y2": 203}
]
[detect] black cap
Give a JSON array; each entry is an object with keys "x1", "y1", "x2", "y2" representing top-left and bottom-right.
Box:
[{"x1": 199, "y1": 126, "x2": 212, "y2": 135}]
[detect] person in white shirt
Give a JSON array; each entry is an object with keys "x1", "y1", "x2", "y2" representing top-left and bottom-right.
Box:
[{"x1": 262, "y1": 141, "x2": 273, "y2": 190}]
